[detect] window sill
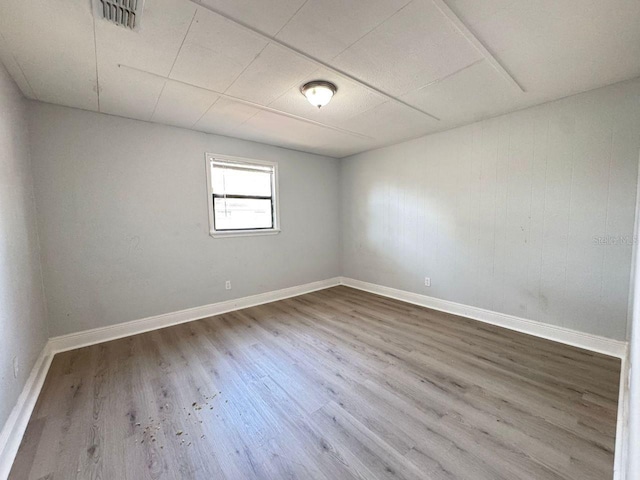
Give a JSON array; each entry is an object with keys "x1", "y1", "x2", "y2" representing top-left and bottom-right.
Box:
[{"x1": 209, "y1": 229, "x2": 281, "y2": 239}]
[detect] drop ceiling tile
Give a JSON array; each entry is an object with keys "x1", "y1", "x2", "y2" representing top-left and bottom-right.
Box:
[
  {"x1": 151, "y1": 81, "x2": 219, "y2": 128},
  {"x1": 276, "y1": 0, "x2": 412, "y2": 62},
  {"x1": 468, "y1": 0, "x2": 616, "y2": 55},
  {"x1": 268, "y1": 68, "x2": 387, "y2": 127},
  {"x1": 224, "y1": 44, "x2": 317, "y2": 105},
  {"x1": 239, "y1": 110, "x2": 330, "y2": 146},
  {"x1": 194, "y1": 98, "x2": 262, "y2": 136},
  {"x1": 317, "y1": 136, "x2": 380, "y2": 158},
  {"x1": 237, "y1": 110, "x2": 360, "y2": 152},
  {"x1": 95, "y1": 0, "x2": 197, "y2": 77},
  {"x1": 170, "y1": 7, "x2": 267, "y2": 92},
  {"x1": 331, "y1": 0, "x2": 482, "y2": 96},
  {"x1": 401, "y1": 60, "x2": 522, "y2": 127},
  {"x1": 229, "y1": 115, "x2": 316, "y2": 153},
  {"x1": 468, "y1": 0, "x2": 640, "y2": 96},
  {"x1": 337, "y1": 100, "x2": 440, "y2": 143},
  {"x1": 0, "y1": 0, "x2": 97, "y2": 110},
  {"x1": 196, "y1": 0, "x2": 307, "y2": 36},
  {"x1": 445, "y1": 0, "x2": 518, "y2": 27},
  {"x1": 99, "y1": 64, "x2": 166, "y2": 122}
]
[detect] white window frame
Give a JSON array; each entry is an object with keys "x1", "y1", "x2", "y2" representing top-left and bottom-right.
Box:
[{"x1": 205, "y1": 153, "x2": 281, "y2": 238}]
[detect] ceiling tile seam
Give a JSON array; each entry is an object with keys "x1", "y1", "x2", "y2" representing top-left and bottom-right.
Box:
[
  {"x1": 432, "y1": 0, "x2": 525, "y2": 92},
  {"x1": 324, "y1": 0, "x2": 414, "y2": 63},
  {"x1": 261, "y1": 64, "x2": 322, "y2": 107},
  {"x1": 402, "y1": 58, "x2": 485, "y2": 96},
  {"x1": 340, "y1": 75, "x2": 640, "y2": 159},
  {"x1": 272, "y1": 0, "x2": 310, "y2": 38},
  {"x1": 217, "y1": 42, "x2": 269, "y2": 99},
  {"x1": 92, "y1": 17, "x2": 100, "y2": 112},
  {"x1": 348, "y1": 81, "x2": 532, "y2": 158},
  {"x1": 336, "y1": 104, "x2": 505, "y2": 158},
  {"x1": 217, "y1": 0, "x2": 315, "y2": 124},
  {"x1": 218, "y1": 109, "x2": 257, "y2": 133},
  {"x1": 148, "y1": 82, "x2": 168, "y2": 122},
  {"x1": 150, "y1": 8, "x2": 198, "y2": 122},
  {"x1": 118, "y1": 63, "x2": 373, "y2": 140},
  {"x1": 190, "y1": 96, "x2": 221, "y2": 129},
  {"x1": 344, "y1": 98, "x2": 395, "y2": 125},
  {"x1": 167, "y1": 9, "x2": 198, "y2": 77},
  {"x1": 258, "y1": 51, "x2": 322, "y2": 103},
  {"x1": 187, "y1": 0, "x2": 441, "y2": 122},
  {"x1": 190, "y1": 40, "x2": 275, "y2": 130},
  {"x1": 0, "y1": 30, "x2": 38, "y2": 100},
  {"x1": 227, "y1": 64, "x2": 323, "y2": 133}
]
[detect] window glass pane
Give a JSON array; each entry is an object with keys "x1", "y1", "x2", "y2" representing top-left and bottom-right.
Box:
[
  {"x1": 212, "y1": 166, "x2": 272, "y2": 197},
  {"x1": 214, "y1": 197, "x2": 273, "y2": 230}
]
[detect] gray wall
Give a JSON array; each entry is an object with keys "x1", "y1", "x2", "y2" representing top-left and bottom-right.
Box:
[
  {"x1": 0, "y1": 64, "x2": 48, "y2": 429},
  {"x1": 341, "y1": 79, "x2": 640, "y2": 340},
  {"x1": 28, "y1": 103, "x2": 341, "y2": 336}
]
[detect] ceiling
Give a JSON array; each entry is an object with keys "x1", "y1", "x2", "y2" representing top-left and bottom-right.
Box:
[{"x1": 0, "y1": 0, "x2": 638, "y2": 158}]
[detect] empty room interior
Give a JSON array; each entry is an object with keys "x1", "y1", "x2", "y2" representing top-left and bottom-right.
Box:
[{"x1": 2, "y1": 0, "x2": 640, "y2": 479}]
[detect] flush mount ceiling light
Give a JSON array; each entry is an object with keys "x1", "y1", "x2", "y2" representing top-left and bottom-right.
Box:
[{"x1": 300, "y1": 81, "x2": 337, "y2": 109}]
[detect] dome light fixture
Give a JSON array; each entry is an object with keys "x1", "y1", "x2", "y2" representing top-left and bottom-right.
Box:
[{"x1": 300, "y1": 80, "x2": 337, "y2": 109}]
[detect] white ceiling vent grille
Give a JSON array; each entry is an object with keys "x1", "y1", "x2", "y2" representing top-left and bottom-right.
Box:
[{"x1": 98, "y1": 0, "x2": 141, "y2": 29}]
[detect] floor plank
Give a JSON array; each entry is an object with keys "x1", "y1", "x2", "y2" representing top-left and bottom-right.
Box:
[{"x1": 9, "y1": 286, "x2": 621, "y2": 480}]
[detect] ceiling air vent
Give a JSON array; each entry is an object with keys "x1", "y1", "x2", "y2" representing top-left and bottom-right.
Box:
[{"x1": 97, "y1": 0, "x2": 142, "y2": 29}]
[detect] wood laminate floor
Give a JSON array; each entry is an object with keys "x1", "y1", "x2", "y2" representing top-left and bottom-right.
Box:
[{"x1": 10, "y1": 286, "x2": 621, "y2": 480}]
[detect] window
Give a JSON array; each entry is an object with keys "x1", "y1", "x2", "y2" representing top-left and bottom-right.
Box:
[{"x1": 206, "y1": 154, "x2": 279, "y2": 237}]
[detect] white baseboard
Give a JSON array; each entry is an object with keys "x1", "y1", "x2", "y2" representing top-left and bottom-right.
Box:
[
  {"x1": 339, "y1": 277, "x2": 628, "y2": 359},
  {"x1": 0, "y1": 344, "x2": 54, "y2": 480},
  {"x1": 0, "y1": 275, "x2": 630, "y2": 479},
  {"x1": 0, "y1": 277, "x2": 341, "y2": 479},
  {"x1": 48, "y1": 277, "x2": 341, "y2": 354},
  {"x1": 613, "y1": 346, "x2": 630, "y2": 480},
  {"x1": 340, "y1": 277, "x2": 630, "y2": 479}
]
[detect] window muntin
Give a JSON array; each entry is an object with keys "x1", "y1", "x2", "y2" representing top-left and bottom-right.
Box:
[{"x1": 206, "y1": 155, "x2": 279, "y2": 236}]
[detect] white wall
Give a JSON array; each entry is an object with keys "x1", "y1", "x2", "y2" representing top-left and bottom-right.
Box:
[
  {"x1": 626, "y1": 148, "x2": 640, "y2": 479},
  {"x1": 0, "y1": 64, "x2": 48, "y2": 430},
  {"x1": 341, "y1": 79, "x2": 640, "y2": 340},
  {"x1": 28, "y1": 103, "x2": 341, "y2": 336}
]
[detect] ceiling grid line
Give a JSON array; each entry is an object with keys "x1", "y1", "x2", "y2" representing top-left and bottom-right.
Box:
[
  {"x1": 0, "y1": 30, "x2": 37, "y2": 100},
  {"x1": 205, "y1": 0, "x2": 314, "y2": 130},
  {"x1": 189, "y1": 42, "x2": 271, "y2": 129},
  {"x1": 149, "y1": 8, "x2": 198, "y2": 121},
  {"x1": 205, "y1": 0, "x2": 313, "y2": 135},
  {"x1": 92, "y1": 17, "x2": 101, "y2": 111},
  {"x1": 225, "y1": 64, "x2": 323, "y2": 132},
  {"x1": 325, "y1": 0, "x2": 414, "y2": 64},
  {"x1": 408, "y1": 58, "x2": 485, "y2": 94},
  {"x1": 238, "y1": 0, "x2": 419, "y2": 131},
  {"x1": 119, "y1": 63, "x2": 373, "y2": 140},
  {"x1": 167, "y1": 9, "x2": 198, "y2": 77},
  {"x1": 2, "y1": 0, "x2": 638, "y2": 158},
  {"x1": 224, "y1": 60, "x2": 321, "y2": 132},
  {"x1": 188, "y1": 0, "x2": 441, "y2": 121},
  {"x1": 430, "y1": 0, "x2": 525, "y2": 92},
  {"x1": 190, "y1": 95, "x2": 221, "y2": 129},
  {"x1": 272, "y1": 0, "x2": 311, "y2": 38}
]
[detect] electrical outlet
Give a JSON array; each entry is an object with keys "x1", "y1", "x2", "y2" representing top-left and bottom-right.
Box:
[
  {"x1": 424, "y1": 277, "x2": 431, "y2": 287},
  {"x1": 225, "y1": 280, "x2": 231, "y2": 290},
  {"x1": 13, "y1": 357, "x2": 19, "y2": 379}
]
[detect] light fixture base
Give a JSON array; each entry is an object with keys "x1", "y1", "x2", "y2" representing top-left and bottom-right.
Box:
[{"x1": 300, "y1": 80, "x2": 337, "y2": 109}]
